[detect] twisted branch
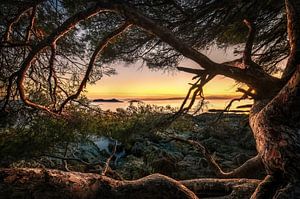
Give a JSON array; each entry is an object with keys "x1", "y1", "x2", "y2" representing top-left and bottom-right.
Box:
[
  {"x1": 171, "y1": 136, "x2": 264, "y2": 179},
  {"x1": 13, "y1": 4, "x2": 109, "y2": 115},
  {"x1": 102, "y1": 141, "x2": 117, "y2": 176},
  {"x1": 57, "y1": 22, "x2": 131, "y2": 112}
]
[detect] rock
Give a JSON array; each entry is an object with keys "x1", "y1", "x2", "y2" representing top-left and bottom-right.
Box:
[
  {"x1": 71, "y1": 139, "x2": 106, "y2": 163},
  {"x1": 5, "y1": 112, "x2": 258, "y2": 182},
  {"x1": 150, "y1": 157, "x2": 177, "y2": 176},
  {"x1": 131, "y1": 142, "x2": 144, "y2": 157}
]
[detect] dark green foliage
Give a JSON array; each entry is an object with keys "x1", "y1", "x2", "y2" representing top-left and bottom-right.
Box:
[
  {"x1": 0, "y1": 103, "x2": 195, "y2": 162},
  {"x1": 0, "y1": 113, "x2": 79, "y2": 159}
]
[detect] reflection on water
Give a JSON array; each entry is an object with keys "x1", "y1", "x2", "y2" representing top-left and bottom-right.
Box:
[{"x1": 91, "y1": 98, "x2": 253, "y2": 113}]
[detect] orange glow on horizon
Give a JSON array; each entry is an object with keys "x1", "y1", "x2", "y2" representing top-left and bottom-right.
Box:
[
  {"x1": 86, "y1": 48, "x2": 244, "y2": 100},
  {"x1": 86, "y1": 73, "x2": 240, "y2": 100}
]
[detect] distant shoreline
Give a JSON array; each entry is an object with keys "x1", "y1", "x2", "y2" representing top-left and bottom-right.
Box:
[{"x1": 90, "y1": 95, "x2": 239, "y2": 102}]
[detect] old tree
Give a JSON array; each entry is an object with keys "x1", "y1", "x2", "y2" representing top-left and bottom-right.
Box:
[{"x1": 0, "y1": 0, "x2": 300, "y2": 198}]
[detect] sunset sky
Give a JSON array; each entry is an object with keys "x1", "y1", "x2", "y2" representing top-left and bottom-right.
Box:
[{"x1": 86, "y1": 46, "x2": 241, "y2": 99}]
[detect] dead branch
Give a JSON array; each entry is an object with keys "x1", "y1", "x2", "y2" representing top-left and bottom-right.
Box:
[
  {"x1": 214, "y1": 90, "x2": 251, "y2": 122},
  {"x1": 177, "y1": 74, "x2": 214, "y2": 115},
  {"x1": 63, "y1": 143, "x2": 70, "y2": 172},
  {"x1": 171, "y1": 136, "x2": 264, "y2": 179},
  {"x1": 43, "y1": 151, "x2": 123, "y2": 180},
  {"x1": 102, "y1": 141, "x2": 117, "y2": 176}
]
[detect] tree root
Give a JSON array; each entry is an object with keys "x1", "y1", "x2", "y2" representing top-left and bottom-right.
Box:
[
  {"x1": 183, "y1": 178, "x2": 260, "y2": 199},
  {"x1": 0, "y1": 168, "x2": 260, "y2": 199},
  {"x1": 172, "y1": 136, "x2": 264, "y2": 178},
  {"x1": 250, "y1": 175, "x2": 300, "y2": 199},
  {"x1": 250, "y1": 175, "x2": 281, "y2": 199}
]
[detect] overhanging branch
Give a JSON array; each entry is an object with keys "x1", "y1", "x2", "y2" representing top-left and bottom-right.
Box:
[
  {"x1": 107, "y1": 2, "x2": 280, "y2": 93},
  {"x1": 57, "y1": 22, "x2": 131, "y2": 112},
  {"x1": 13, "y1": 4, "x2": 113, "y2": 114}
]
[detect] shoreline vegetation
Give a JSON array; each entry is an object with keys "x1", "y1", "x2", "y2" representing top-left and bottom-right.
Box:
[
  {"x1": 0, "y1": 106, "x2": 259, "y2": 198},
  {"x1": 0, "y1": 104, "x2": 257, "y2": 179}
]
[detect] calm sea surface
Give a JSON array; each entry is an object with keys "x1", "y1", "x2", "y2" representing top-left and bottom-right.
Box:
[{"x1": 91, "y1": 98, "x2": 253, "y2": 113}]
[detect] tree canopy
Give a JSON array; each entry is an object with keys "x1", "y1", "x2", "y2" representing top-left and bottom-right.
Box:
[{"x1": 0, "y1": 0, "x2": 290, "y2": 114}]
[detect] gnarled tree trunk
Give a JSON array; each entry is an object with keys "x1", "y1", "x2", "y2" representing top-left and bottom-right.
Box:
[
  {"x1": 249, "y1": 1, "x2": 300, "y2": 198},
  {"x1": 0, "y1": 168, "x2": 260, "y2": 199}
]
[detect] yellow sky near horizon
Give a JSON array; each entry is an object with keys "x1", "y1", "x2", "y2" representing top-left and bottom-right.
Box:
[
  {"x1": 86, "y1": 71, "x2": 239, "y2": 99},
  {"x1": 86, "y1": 47, "x2": 243, "y2": 99}
]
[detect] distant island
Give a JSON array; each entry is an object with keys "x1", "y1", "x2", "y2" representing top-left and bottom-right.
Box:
[
  {"x1": 128, "y1": 99, "x2": 143, "y2": 103},
  {"x1": 92, "y1": 98, "x2": 123, "y2": 103}
]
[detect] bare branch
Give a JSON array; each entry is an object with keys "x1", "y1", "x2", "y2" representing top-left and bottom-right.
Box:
[
  {"x1": 214, "y1": 92, "x2": 251, "y2": 122},
  {"x1": 2, "y1": 8, "x2": 31, "y2": 42},
  {"x1": 102, "y1": 141, "x2": 117, "y2": 176},
  {"x1": 14, "y1": 4, "x2": 111, "y2": 114},
  {"x1": 57, "y1": 22, "x2": 131, "y2": 112},
  {"x1": 2, "y1": 0, "x2": 44, "y2": 42},
  {"x1": 62, "y1": 143, "x2": 70, "y2": 171},
  {"x1": 171, "y1": 136, "x2": 263, "y2": 179},
  {"x1": 25, "y1": 6, "x2": 37, "y2": 42},
  {"x1": 174, "y1": 73, "x2": 214, "y2": 117}
]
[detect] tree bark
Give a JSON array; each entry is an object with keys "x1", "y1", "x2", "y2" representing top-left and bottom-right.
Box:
[
  {"x1": 0, "y1": 168, "x2": 260, "y2": 199},
  {"x1": 249, "y1": 1, "x2": 300, "y2": 198}
]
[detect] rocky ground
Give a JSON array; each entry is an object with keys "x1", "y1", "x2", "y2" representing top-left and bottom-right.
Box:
[
  {"x1": 2, "y1": 113, "x2": 261, "y2": 181},
  {"x1": 116, "y1": 113, "x2": 259, "y2": 180}
]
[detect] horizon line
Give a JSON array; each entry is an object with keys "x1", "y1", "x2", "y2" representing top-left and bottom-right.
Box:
[{"x1": 89, "y1": 94, "x2": 241, "y2": 101}]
